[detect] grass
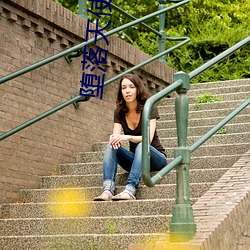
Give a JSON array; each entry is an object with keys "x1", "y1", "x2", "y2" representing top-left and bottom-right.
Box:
[
  {"x1": 106, "y1": 219, "x2": 117, "y2": 234},
  {"x1": 195, "y1": 92, "x2": 223, "y2": 110},
  {"x1": 216, "y1": 127, "x2": 227, "y2": 135},
  {"x1": 89, "y1": 244, "x2": 97, "y2": 250}
]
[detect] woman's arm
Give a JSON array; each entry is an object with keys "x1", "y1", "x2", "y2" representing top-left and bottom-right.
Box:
[
  {"x1": 109, "y1": 119, "x2": 156, "y2": 149},
  {"x1": 124, "y1": 118, "x2": 156, "y2": 144},
  {"x1": 109, "y1": 123, "x2": 122, "y2": 149}
]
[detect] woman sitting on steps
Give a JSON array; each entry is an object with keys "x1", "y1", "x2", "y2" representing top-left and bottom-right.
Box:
[{"x1": 94, "y1": 73, "x2": 168, "y2": 201}]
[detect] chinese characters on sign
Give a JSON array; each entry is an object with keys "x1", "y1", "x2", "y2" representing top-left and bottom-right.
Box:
[{"x1": 79, "y1": 0, "x2": 112, "y2": 100}]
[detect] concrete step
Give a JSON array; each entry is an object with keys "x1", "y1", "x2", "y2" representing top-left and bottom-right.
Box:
[
  {"x1": 39, "y1": 168, "x2": 228, "y2": 189},
  {"x1": 179, "y1": 81, "x2": 250, "y2": 94},
  {"x1": 77, "y1": 142, "x2": 249, "y2": 163},
  {"x1": 162, "y1": 81, "x2": 249, "y2": 101},
  {"x1": 161, "y1": 132, "x2": 250, "y2": 148},
  {"x1": 160, "y1": 106, "x2": 250, "y2": 120},
  {"x1": 189, "y1": 154, "x2": 241, "y2": 169},
  {"x1": 164, "y1": 91, "x2": 250, "y2": 106},
  {"x1": 19, "y1": 183, "x2": 213, "y2": 203},
  {"x1": 188, "y1": 79, "x2": 250, "y2": 90},
  {"x1": 0, "y1": 198, "x2": 181, "y2": 218},
  {"x1": 186, "y1": 84, "x2": 250, "y2": 97},
  {"x1": 91, "y1": 132, "x2": 250, "y2": 152},
  {"x1": 186, "y1": 143, "x2": 249, "y2": 158},
  {"x1": 158, "y1": 99, "x2": 248, "y2": 112},
  {"x1": 59, "y1": 154, "x2": 241, "y2": 175},
  {"x1": 158, "y1": 123, "x2": 250, "y2": 138},
  {"x1": 0, "y1": 233, "x2": 166, "y2": 250},
  {"x1": 157, "y1": 114, "x2": 249, "y2": 129},
  {"x1": 76, "y1": 151, "x2": 105, "y2": 163},
  {"x1": 188, "y1": 91, "x2": 249, "y2": 103},
  {"x1": 0, "y1": 215, "x2": 171, "y2": 236}
]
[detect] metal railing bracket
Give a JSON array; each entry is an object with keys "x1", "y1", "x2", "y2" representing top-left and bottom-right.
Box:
[
  {"x1": 71, "y1": 94, "x2": 91, "y2": 109},
  {"x1": 65, "y1": 49, "x2": 83, "y2": 64},
  {"x1": 174, "y1": 71, "x2": 190, "y2": 92}
]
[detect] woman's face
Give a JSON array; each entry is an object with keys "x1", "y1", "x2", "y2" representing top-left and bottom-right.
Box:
[{"x1": 121, "y1": 78, "x2": 137, "y2": 104}]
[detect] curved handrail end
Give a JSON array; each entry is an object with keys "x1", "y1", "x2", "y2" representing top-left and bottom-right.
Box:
[{"x1": 142, "y1": 173, "x2": 155, "y2": 187}]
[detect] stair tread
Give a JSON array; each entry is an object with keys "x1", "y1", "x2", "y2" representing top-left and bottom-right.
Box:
[
  {"x1": 158, "y1": 122, "x2": 250, "y2": 129},
  {"x1": 158, "y1": 99, "x2": 249, "y2": 109},
  {"x1": 0, "y1": 214, "x2": 172, "y2": 236},
  {"x1": 59, "y1": 154, "x2": 246, "y2": 166},
  {"x1": 160, "y1": 106, "x2": 250, "y2": 114},
  {"x1": 166, "y1": 91, "x2": 250, "y2": 101},
  {"x1": 21, "y1": 182, "x2": 215, "y2": 191},
  {"x1": 77, "y1": 142, "x2": 249, "y2": 155},
  {"x1": 1, "y1": 198, "x2": 198, "y2": 219},
  {"x1": 0, "y1": 233, "x2": 166, "y2": 250},
  {"x1": 42, "y1": 168, "x2": 230, "y2": 178},
  {"x1": 160, "y1": 98, "x2": 248, "y2": 105},
  {"x1": 0, "y1": 233, "x2": 165, "y2": 236},
  {"x1": 189, "y1": 79, "x2": 249, "y2": 88},
  {"x1": 18, "y1": 182, "x2": 213, "y2": 202},
  {"x1": 0, "y1": 214, "x2": 171, "y2": 221},
  {"x1": 157, "y1": 114, "x2": 250, "y2": 122}
]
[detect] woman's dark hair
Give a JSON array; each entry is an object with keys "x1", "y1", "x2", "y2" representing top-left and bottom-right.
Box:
[{"x1": 116, "y1": 74, "x2": 149, "y2": 114}]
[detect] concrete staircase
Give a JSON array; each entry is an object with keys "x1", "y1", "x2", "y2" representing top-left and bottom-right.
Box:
[{"x1": 0, "y1": 79, "x2": 249, "y2": 250}]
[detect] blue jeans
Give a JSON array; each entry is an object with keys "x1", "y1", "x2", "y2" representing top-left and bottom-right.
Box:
[{"x1": 102, "y1": 142, "x2": 168, "y2": 196}]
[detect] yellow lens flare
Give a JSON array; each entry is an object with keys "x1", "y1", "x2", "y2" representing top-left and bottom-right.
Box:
[
  {"x1": 140, "y1": 235, "x2": 194, "y2": 250},
  {"x1": 46, "y1": 188, "x2": 91, "y2": 217},
  {"x1": 136, "y1": 235, "x2": 169, "y2": 249}
]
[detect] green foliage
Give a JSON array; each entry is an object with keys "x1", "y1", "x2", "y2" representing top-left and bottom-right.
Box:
[
  {"x1": 53, "y1": 0, "x2": 78, "y2": 12},
  {"x1": 53, "y1": 0, "x2": 250, "y2": 83},
  {"x1": 166, "y1": 0, "x2": 250, "y2": 83},
  {"x1": 89, "y1": 244, "x2": 97, "y2": 250},
  {"x1": 216, "y1": 127, "x2": 227, "y2": 135},
  {"x1": 194, "y1": 92, "x2": 223, "y2": 110},
  {"x1": 106, "y1": 219, "x2": 117, "y2": 234}
]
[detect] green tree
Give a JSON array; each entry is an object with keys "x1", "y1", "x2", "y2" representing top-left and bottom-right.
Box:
[
  {"x1": 53, "y1": 0, "x2": 250, "y2": 83},
  {"x1": 54, "y1": 0, "x2": 78, "y2": 12},
  {"x1": 166, "y1": 0, "x2": 250, "y2": 82}
]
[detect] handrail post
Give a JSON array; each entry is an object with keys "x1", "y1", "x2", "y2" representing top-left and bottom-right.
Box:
[
  {"x1": 65, "y1": 0, "x2": 88, "y2": 63},
  {"x1": 78, "y1": 0, "x2": 88, "y2": 19},
  {"x1": 170, "y1": 71, "x2": 196, "y2": 241},
  {"x1": 158, "y1": 0, "x2": 167, "y2": 64}
]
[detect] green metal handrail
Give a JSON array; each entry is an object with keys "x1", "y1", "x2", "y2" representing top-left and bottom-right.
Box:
[
  {"x1": 141, "y1": 35, "x2": 250, "y2": 242},
  {"x1": 189, "y1": 98, "x2": 250, "y2": 153},
  {"x1": 0, "y1": 37, "x2": 190, "y2": 141},
  {"x1": 104, "y1": 0, "x2": 161, "y2": 37},
  {"x1": 68, "y1": 0, "x2": 164, "y2": 62},
  {"x1": 142, "y1": 35, "x2": 250, "y2": 186},
  {"x1": 142, "y1": 79, "x2": 184, "y2": 187},
  {"x1": 0, "y1": 0, "x2": 190, "y2": 85},
  {"x1": 77, "y1": 0, "x2": 188, "y2": 63},
  {"x1": 79, "y1": 0, "x2": 161, "y2": 36},
  {"x1": 189, "y1": 36, "x2": 250, "y2": 80}
]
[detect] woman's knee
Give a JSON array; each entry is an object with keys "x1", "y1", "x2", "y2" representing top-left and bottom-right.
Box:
[
  {"x1": 104, "y1": 144, "x2": 117, "y2": 157},
  {"x1": 135, "y1": 142, "x2": 142, "y2": 152}
]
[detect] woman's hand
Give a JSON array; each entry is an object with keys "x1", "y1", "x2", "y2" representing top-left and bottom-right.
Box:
[{"x1": 109, "y1": 134, "x2": 130, "y2": 149}]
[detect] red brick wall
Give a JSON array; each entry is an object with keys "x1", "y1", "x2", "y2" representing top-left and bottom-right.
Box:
[{"x1": 0, "y1": 0, "x2": 175, "y2": 204}]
